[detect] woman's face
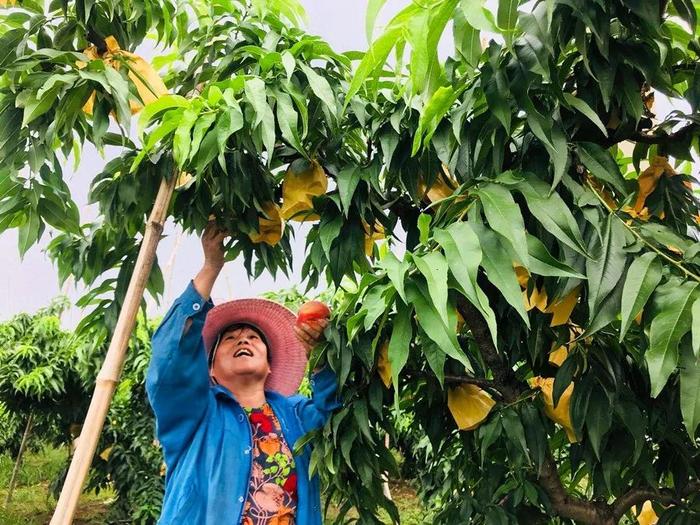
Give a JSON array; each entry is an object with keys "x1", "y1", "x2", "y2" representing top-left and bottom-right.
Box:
[{"x1": 211, "y1": 325, "x2": 270, "y2": 385}]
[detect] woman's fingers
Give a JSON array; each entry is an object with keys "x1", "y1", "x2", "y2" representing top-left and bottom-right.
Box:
[
  {"x1": 298, "y1": 319, "x2": 328, "y2": 339},
  {"x1": 293, "y1": 326, "x2": 314, "y2": 353},
  {"x1": 293, "y1": 322, "x2": 327, "y2": 347}
]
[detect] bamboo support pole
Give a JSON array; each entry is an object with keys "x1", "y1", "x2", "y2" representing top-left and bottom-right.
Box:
[
  {"x1": 50, "y1": 174, "x2": 176, "y2": 524},
  {"x1": 4, "y1": 413, "x2": 34, "y2": 507},
  {"x1": 381, "y1": 433, "x2": 392, "y2": 501}
]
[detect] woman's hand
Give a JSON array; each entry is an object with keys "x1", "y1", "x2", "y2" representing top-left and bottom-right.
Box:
[
  {"x1": 294, "y1": 318, "x2": 328, "y2": 358},
  {"x1": 201, "y1": 220, "x2": 228, "y2": 270},
  {"x1": 193, "y1": 221, "x2": 229, "y2": 301}
]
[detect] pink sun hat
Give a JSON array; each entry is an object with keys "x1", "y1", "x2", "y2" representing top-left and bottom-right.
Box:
[{"x1": 202, "y1": 298, "x2": 308, "y2": 396}]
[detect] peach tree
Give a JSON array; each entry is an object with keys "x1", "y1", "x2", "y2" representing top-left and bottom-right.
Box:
[{"x1": 1, "y1": 0, "x2": 700, "y2": 524}]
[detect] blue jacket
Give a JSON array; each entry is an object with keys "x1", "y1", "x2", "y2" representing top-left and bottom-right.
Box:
[{"x1": 145, "y1": 280, "x2": 341, "y2": 524}]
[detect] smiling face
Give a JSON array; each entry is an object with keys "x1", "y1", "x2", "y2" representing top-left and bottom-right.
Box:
[{"x1": 210, "y1": 324, "x2": 271, "y2": 387}]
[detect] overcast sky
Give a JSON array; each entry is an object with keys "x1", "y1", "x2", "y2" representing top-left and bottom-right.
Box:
[{"x1": 1, "y1": 0, "x2": 695, "y2": 327}]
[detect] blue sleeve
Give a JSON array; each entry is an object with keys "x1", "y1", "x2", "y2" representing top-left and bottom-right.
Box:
[
  {"x1": 145, "y1": 280, "x2": 215, "y2": 467},
  {"x1": 292, "y1": 366, "x2": 342, "y2": 434}
]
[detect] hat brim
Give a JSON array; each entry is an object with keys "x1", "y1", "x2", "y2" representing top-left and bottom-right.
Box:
[{"x1": 202, "y1": 298, "x2": 307, "y2": 396}]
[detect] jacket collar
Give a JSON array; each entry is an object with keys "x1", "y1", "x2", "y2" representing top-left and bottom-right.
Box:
[{"x1": 211, "y1": 383, "x2": 285, "y2": 405}]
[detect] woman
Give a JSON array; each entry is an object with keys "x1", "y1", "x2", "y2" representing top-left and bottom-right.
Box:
[{"x1": 146, "y1": 222, "x2": 340, "y2": 524}]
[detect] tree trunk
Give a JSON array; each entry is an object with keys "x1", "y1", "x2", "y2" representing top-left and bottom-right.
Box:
[
  {"x1": 50, "y1": 174, "x2": 176, "y2": 525},
  {"x1": 4, "y1": 413, "x2": 34, "y2": 507}
]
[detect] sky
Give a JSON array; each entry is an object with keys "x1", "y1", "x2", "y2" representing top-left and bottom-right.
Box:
[{"x1": 0, "y1": 0, "x2": 696, "y2": 327}]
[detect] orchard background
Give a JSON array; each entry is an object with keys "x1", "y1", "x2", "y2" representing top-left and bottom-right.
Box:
[{"x1": 1, "y1": 0, "x2": 700, "y2": 524}]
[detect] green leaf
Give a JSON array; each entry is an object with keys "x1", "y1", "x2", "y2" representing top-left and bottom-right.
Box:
[
  {"x1": 474, "y1": 182, "x2": 529, "y2": 267},
  {"x1": 388, "y1": 300, "x2": 413, "y2": 411},
  {"x1": 187, "y1": 113, "x2": 217, "y2": 163},
  {"x1": 274, "y1": 89, "x2": 304, "y2": 155},
  {"x1": 586, "y1": 214, "x2": 628, "y2": 315},
  {"x1": 586, "y1": 385, "x2": 611, "y2": 460},
  {"x1": 18, "y1": 211, "x2": 42, "y2": 258},
  {"x1": 216, "y1": 103, "x2": 244, "y2": 169},
  {"x1": 406, "y1": 280, "x2": 470, "y2": 370},
  {"x1": 405, "y1": 7, "x2": 431, "y2": 95},
  {"x1": 173, "y1": 107, "x2": 200, "y2": 167},
  {"x1": 671, "y1": 0, "x2": 697, "y2": 32},
  {"x1": 582, "y1": 276, "x2": 624, "y2": 339},
  {"x1": 497, "y1": 0, "x2": 521, "y2": 45},
  {"x1": 525, "y1": 234, "x2": 586, "y2": 278},
  {"x1": 562, "y1": 94, "x2": 608, "y2": 137},
  {"x1": 615, "y1": 400, "x2": 645, "y2": 464},
  {"x1": 434, "y1": 222, "x2": 499, "y2": 347},
  {"x1": 549, "y1": 124, "x2": 569, "y2": 191},
  {"x1": 623, "y1": 0, "x2": 661, "y2": 25},
  {"x1": 37, "y1": 193, "x2": 80, "y2": 235},
  {"x1": 244, "y1": 77, "x2": 268, "y2": 127},
  {"x1": 423, "y1": 339, "x2": 446, "y2": 386},
  {"x1": 337, "y1": 167, "x2": 361, "y2": 217},
  {"x1": 453, "y1": 5, "x2": 482, "y2": 67},
  {"x1": 692, "y1": 298, "x2": 700, "y2": 358},
  {"x1": 414, "y1": 252, "x2": 450, "y2": 327},
  {"x1": 417, "y1": 213, "x2": 432, "y2": 245},
  {"x1": 380, "y1": 251, "x2": 410, "y2": 304},
  {"x1": 0, "y1": 29, "x2": 24, "y2": 69},
  {"x1": 515, "y1": 175, "x2": 589, "y2": 257},
  {"x1": 679, "y1": 343, "x2": 700, "y2": 438},
  {"x1": 281, "y1": 51, "x2": 295, "y2": 80},
  {"x1": 344, "y1": 26, "x2": 401, "y2": 109},
  {"x1": 366, "y1": 0, "x2": 390, "y2": 42},
  {"x1": 137, "y1": 94, "x2": 188, "y2": 136},
  {"x1": 501, "y1": 409, "x2": 531, "y2": 463},
  {"x1": 646, "y1": 280, "x2": 699, "y2": 397},
  {"x1": 299, "y1": 63, "x2": 338, "y2": 117},
  {"x1": 413, "y1": 85, "x2": 462, "y2": 155},
  {"x1": 103, "y1": 67, "x2": 132, "y2": 126},
  {"x1": 259, "y1": 103, "x2": 276, "y2": 164},
  {"x1": 22, "y1": 89, "x2": 59, "y2": 127},
  {"x1": 363, "y1": 283, "x2": 394, "y2": 331},
  {"x1": 459, "y1": 0, "x2": 498, "y2": 32},
  {"x1": 619, "y1": 252, "x2": 662, "y2": 341},
  {"x1": 471, "y1": 223, "x2": 530, "y2": 328},
  {"x1": 319, "y1": 215, "x2": 343, "y2": 258},
  {"x1": 576, "y1": 142, "x2": 630, "y2": 197}
]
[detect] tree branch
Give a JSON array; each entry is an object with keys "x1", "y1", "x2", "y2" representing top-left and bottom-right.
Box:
[
  {"x1": 628, "y1": 127, "x2": 692, "y2": 145},
  {"x1": 454, "y1": 295, "x2": 612, "y2": 524},
  {"x1": 611, "y1": 481, "x2": 700, "y2": 522},
  {"x1": 386, "y1": 193, "x2": 698, "y2": 525},
  {"x1": 443, "y1": 374, "x2": 503, "y2": 397},
  {"x1": 455, "y1": 295, "x2": 523, "y2": 403},
  {"x1": 604, "y1": 124, "x2": 695, "y2": 148}
]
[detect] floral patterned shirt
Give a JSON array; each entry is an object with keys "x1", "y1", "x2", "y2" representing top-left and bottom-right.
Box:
[{"x1": 240, "y1": 402, "x2": 298, "y2": 525}]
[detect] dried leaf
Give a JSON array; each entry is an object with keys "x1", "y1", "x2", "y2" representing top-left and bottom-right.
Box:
[
  {"x1": 633, "y1": 156, "x2": 677, "y2": 213},
  {"x1": 549, "y1": 345, "x2": 569, "y2": 367},
  {"x1": 447, "y1": 384, "x2": 496, "y2": 431},
  {"x1": 524, "y1": 285, "x2": 548, "y2": 312},
  {"x1": 248, "y1": 202, "x2": 283, "y2": 246},
  {"x1": 376, "y1": 340, "x2": 392, "y2": 388},
  {"x1": 80, "y1": 35, "x2": 167, "y2": 116},
  {"x1": 632, "y1": 500, "x2": 658, "y2": 525},
  {"x1": 99, "y1": 446, "x2": 113, "y2": 461},
  {"x1": 545, "y1": 285, "x2": 581, "y2": 327},
  {"x1": 418, "y1": 164, "x2": 459, "y2": 202},
  {"x1": 362, "y1": 220, "x2": 385, "y2": 257},
  {"x1": 513, "y1": 262, "x2": 530, "y2": 288},
  {"x1": 280, "y1": 159, "x2": 327, "y2": 221},
  {"x1": 528, "y1": 376, "x2": 578, "y2": 443}
]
